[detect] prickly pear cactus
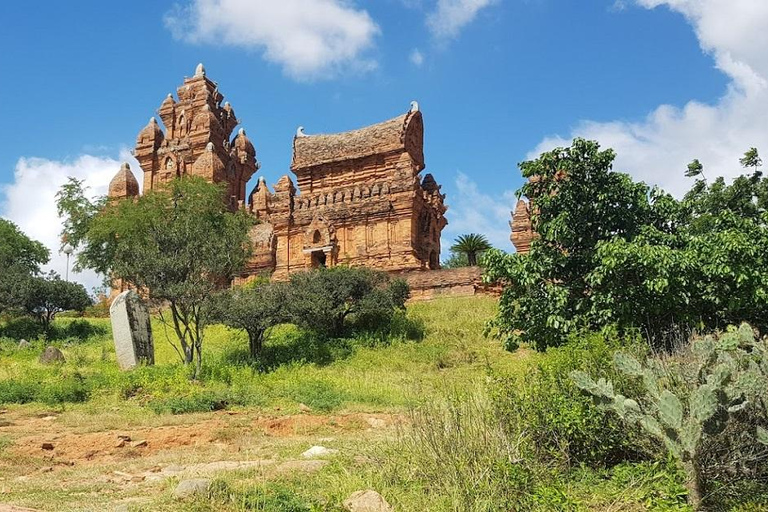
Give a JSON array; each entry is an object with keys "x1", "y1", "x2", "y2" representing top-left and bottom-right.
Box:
[{"x1": 571, "y1": 323, "x2": 768, "y2": 509}]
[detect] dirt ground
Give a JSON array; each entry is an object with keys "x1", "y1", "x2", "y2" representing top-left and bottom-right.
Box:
[{"x1": 0, "y1": 407, "x2": 399, "y2": 511}]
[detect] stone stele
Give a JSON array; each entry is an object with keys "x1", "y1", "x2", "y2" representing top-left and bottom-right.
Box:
[{"x1": 109, "y1": 290, "x2": 154, "y2": 370}]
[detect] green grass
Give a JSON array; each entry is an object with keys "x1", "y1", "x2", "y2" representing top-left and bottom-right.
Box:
[
  {"x1": 0, "y1": 297, "x2": 521, "y2": 414},
  {"x1": 2, "y1": 297, "x2": 763, "y2": 511}
]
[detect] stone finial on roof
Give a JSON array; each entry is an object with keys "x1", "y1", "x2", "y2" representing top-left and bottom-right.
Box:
[
  {"x1": 296, "y1": 126, "x2": 307, "y2": 138},
  {"x1": 195, "y1": 63, "x2": 206, "y2": 77}
]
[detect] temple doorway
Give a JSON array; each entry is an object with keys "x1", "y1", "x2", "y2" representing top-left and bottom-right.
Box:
[{"x1": 311, "y1": 250, "x2": 327, "y2": 268}]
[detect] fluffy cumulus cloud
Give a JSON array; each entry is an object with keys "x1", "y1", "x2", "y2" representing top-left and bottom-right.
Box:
[
  {"x1": 442, "y1": 172, "x2": 517, "y2": 255},
  {"x1": 165, "y1": 0, "x2": 380, "y2": 80},
  {"x1": 530, "y1": 0, "x2": 768, "y2": 196},
  {"x1": 427, "y1": 0, "x2": 499, "y2": 40},
  {"x1": 0, "y1": 150, "x2": 140, "y2": 293}
]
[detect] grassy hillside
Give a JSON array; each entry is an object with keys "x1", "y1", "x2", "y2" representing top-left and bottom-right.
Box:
[{"x1": 0, "y1": 297, "x2": 764, "y2": 511}]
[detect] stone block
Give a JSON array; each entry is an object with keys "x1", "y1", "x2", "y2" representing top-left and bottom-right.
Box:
[{"x1": 109, "y1": 290, "x2": 154, "y2": 370}]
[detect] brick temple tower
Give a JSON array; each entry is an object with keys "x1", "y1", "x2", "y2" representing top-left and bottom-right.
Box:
[{"x1": 130, "y1": 63, "x2": 259, "y2": 208}]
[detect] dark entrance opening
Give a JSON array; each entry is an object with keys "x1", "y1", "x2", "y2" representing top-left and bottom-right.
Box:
[{"x1": 311, "y1": 250, "x2": 327, "y2": 268}]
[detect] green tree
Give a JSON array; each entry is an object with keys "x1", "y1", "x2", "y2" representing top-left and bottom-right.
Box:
[
  {"x1": 56, "y1": 177, "x2": 252, "y2": 378},
  {"x1": 0, "y1": 219, "x2": 50, "y2": 315},
  {"x1": 210, "y1": 282, "x2": 290, "y2": 358},
  {"x1": 22, "y1": 273, "x2": 92, "y2": 331},
  {"x1": 485, "y1": 140, "x2": 768, "y2": 351},
  {"x1": 450, "y1": 234, "x2": 492, "y2": 266},
  {"x1": 739, "y1": 147, "x2": 762, "y2": 173},
  {"x1": 685, "y1": 159, "x2": 705, "y2": 179},
  {"x1": 484, "y1": 138, "x2": 659, "y2": 350},
  {"x1": 287, "y1": 266, "x2": 409, "y2": 338}
]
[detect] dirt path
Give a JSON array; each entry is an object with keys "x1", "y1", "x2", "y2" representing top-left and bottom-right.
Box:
[
  {"x1": 2, "y1": 408, "x2": 396, "y2": 466},
  {"x1": 0, "y1": 408, "x2": 399, "y2": 511}
]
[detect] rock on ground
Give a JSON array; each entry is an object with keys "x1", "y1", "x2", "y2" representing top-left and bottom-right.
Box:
[
  {"x1": 17, "y1": 340, "x2": 30, "y2": 349},
  {"x1": 302, "y1": 445, "x2": 338, "y2": 458},
  {"x1": 342, "y1": 490, "x2": 393, "y2": 512},
  {"x1": 173, "y1": 479, "x2": 211, "y2": 499},
  {"x1": 38, "y1": 346, "x2": 65, "y2": 364}
]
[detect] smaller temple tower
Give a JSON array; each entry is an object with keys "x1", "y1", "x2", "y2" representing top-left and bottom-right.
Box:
[
  {"x1": 107, "y1": 162, "x2": 140, "y2": 200},
  {"x1": 510, "y1": 199, "x2": 534, "y2": 254}
]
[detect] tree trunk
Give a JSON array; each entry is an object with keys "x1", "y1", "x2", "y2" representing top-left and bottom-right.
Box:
[
  {"x1": 248, "y1": 331, "x2": 264, "y2": 359},
  {"x1": 193, "y1": 340, "x2": 202, "y2": 380},
  {"x1": 683, "y1": 459, "x2": 705, "y2": 510},
  {"x1": 468, "y1": 252, "x2": 477, "y2": 266}
]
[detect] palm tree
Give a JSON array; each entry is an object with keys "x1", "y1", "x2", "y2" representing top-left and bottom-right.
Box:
[{"x1": 450, "y1": 233, "x2": 492, "y2": 266}]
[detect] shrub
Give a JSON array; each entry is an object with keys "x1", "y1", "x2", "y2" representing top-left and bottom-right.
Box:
[
  {"x1": 287, "y1": 266, "x2": 409, "y2": 338},
  {"x1": 0, "y1": 316, "x2": 44, "y2": 340},
  {"x1": 493, "y1": 332, "x2": 646, "y2": 467},
  {"x1": 209, "y1": 282, "x2": 290, "y2": 358}
]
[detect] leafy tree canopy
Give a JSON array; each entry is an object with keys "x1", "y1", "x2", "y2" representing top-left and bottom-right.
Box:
[
  {"x1": 485, "y1": 138, "x2": 768, "y2": 351},
  {"x1": 0, "y1": 219, "x2": 50, "y2": 315},
  {"x1": 287, "y1": 266, "x2": 409, "y2": 338},
  {"x1": 22, "y1": 273, "x2": 92, "y2": 331},
  {"x1": 210, "y1": 282, "x2": 291, "y2": 358},
  {"x1": 0, "y1": 218, "x2": 49, "y2": 274},
  {"x1": 56, "y1": 177, "x2": 253, "y2": 377}
]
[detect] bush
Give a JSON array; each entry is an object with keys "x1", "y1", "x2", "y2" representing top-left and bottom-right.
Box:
[
  {"x1": 0, "y1": 372, "x2": 92, "y2": 405},
  {"x1": 287, "y1": 266, "x2": 409, "y2": 338},
  {"x1": 0, "y1": 316, "x2": 44, "y2": 340},
  {"x1": 493, "y1": 332, "x2": 647, "y2": 467}
]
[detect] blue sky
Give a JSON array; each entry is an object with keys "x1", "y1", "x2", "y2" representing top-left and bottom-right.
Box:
[{"x1": 2, "y1": 0, "x2": 766, "y2": 290}]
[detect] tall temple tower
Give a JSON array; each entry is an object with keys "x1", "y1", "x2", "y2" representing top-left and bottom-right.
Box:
[{"x1": 131, "y1": 63, "x2": 259, "y2": 208}]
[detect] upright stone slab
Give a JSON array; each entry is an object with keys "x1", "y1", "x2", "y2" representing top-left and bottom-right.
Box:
[{"x1": 110, "y1": 290, "x2": 154, "y2": 370}]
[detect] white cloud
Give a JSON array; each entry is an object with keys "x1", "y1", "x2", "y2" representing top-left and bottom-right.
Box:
[
  {"x1": 427, "y1": 0, "x2": 499, "y2": 40},
  {"x1": 529, "y1": 0, "x2": 768, "y2": 196},
  {"x1": 442, "y1": 172, "x2": 517, "y2": 256},
  {"x1": 410, "y1": 48, "x2": 425, "y2": 67},
  {"x1": 0, "y1": 150, "x2": 140, "y2": 293},
  {"x1": 165, "y1": 0, "x2": 380, "y2": 80}
]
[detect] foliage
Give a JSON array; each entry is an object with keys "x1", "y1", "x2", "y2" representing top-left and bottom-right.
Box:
[
  {"x1": 209, "y1": 282, "x2": 290, "y2": 358},
  {"x1": 54, "y1": 177, "x2": 107, "y2": 274},
  {"x1": 450, "y1": 233, "x2": 492, "y2": 266},
  {"x1": 441, "y1": 249, "x2": 470, "y2": 269},
  {"x1": 493, "y1": 332, "x2": 647, "y2": 468},
  {"x1": 57, "y1": 177, "x2": 253, "y2": 378},
  {"x1": 739, "y1": 147, "x2": 762, "y2": 172},
  {"x1": 686, "y1": 159, "x2": 705, "y2": 179},
  {"x1": 0, "y1": 219, "x2": 50, "y2": 315},
  {"x1": 286, "y1": 266, "x2": 409, "y2": 338},
  {"x1": 571, "y1": 323, "x2": 768, "y2": 510},
  {"x1": 485, "y1": 139, "x2": 768, "y2": 350},
  {"x1": 20, "y1": 273, "x2": 92, "y2": 331}
]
